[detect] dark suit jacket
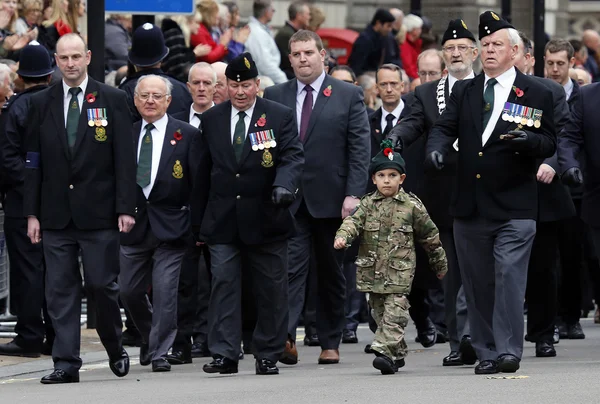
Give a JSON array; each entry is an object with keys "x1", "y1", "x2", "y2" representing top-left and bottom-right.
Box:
[
  {"x1": 427, "y1": 69, "x2": 556, "y2": 221},
  {"x1": 192, "y1": 97, "x2": 304, "y2": 245},
  {"x1": 347, "y1": 25, "x2": 385, "y2": 77},
  {"x1": 24, "y1": 78, "x2": 137, "y2": 230},
  {"x1": 367, "y1": 97, "x2": 411, "y2": 193},
  {"x1": 387, "y1": 78, "x2": 458, "y2": 228},
  {"x1": 274, "y1": 22, "x2": 297, "y2": 79},
  {"x1": 121, "y1": 116, "x2": 200, "y2": 245},
  {"x1": 0, "y1": 85, "x2": 48, "y2": 218},
  {"x1": 560, "y1": 81, "x2": 600, "y2": 226},
  {"x1": 119, "y1": 68, "x2": 193, "y2": 122},
  {"x1": 263, "y1": 74, "x2": 370, "y2": 218},
  {"x1": 529, "y1": 76, "x2": 575, "y2": 223}
]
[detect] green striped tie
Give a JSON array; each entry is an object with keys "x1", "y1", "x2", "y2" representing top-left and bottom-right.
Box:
[
  {"x1": 66, "y1": 87, "x2": 81, "y2": 148},
  {"x1": 233, "y1": 111, "x2": 246, "y2": 162},
  {"x1": 482, "y1": 78, "x2": 497, "y2": 129},
  {"x1": 137, "y1": 123, "x2": 154, "y2": 188}
]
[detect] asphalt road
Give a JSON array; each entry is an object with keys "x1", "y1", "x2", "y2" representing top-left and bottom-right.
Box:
[{"x1": 1, "y1": 320, "x2": 599, "y2": 404}]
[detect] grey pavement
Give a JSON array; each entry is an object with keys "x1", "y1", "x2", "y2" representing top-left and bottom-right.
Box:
[{"x1": 0, "y1": 320, "x2": 599, "y2": 404}]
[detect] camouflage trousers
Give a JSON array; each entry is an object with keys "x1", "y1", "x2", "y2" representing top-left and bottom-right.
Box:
[{"x1": 369, "y1": 293, "x2": 410, "y2": 361}]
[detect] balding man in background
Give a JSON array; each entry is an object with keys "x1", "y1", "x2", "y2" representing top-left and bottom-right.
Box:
[{"x1": 211, "y1": 61, "x2": 229, "y2": 104}]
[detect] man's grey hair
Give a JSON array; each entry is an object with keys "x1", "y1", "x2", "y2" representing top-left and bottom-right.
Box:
[
  {"x1": 134, "y1": 74, "x2": 173, "y2": 96},
  {"x1": 188, "y1": 62, "x2": 217, "y2": 84},
  {"x1": 253, "y1": 0, "x2": 272, "y2": 19},
  {"x1": 507, "y1": 28, "x2": 521, "y2": 47},
  {"x1": 403, "y1": 14, "x2": 423, "y2": 32},
  {"x1": 0, "y1": 64, "x2": 13, "y2": 86}
]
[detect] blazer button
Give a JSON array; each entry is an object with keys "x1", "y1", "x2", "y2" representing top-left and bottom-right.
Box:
[
  {"x1": 236, "y1": 195, "x2": 241, "y2": 200},
  {"x1": 476, "y1": 174, "x2": 481, "y2": 179},
  {"x1": 236, "y1": 173, "x2": 240, "y2": 178},
  {"x1": 478, "y1": 152, "x2": 483, "y2": 156},
  {"x1": 69, "y1": 184, "x2": 74, "y2": 189}
]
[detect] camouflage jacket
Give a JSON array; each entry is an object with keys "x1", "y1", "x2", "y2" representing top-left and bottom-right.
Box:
[{"x1": 336, "y1": 189, "x2": 448, "y2": 294}]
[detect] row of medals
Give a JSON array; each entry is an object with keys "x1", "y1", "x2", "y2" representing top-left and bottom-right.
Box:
[
  {"x1": 251, "y1": 136, "x2": 277, "y2": 151},
  {"x1": 501, "y1": 112, "x2": 541, "y2": 128},
  {"x1": 88, "y1": 119, "x2": 108, "y2": 127}
]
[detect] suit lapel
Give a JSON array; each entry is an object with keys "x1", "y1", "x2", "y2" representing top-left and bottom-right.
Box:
[
  {"x1": 219, "y1": 102, "x2": 237, "y2": 164},
  {"x1": 304, "y1": 75, "x2": 333, "y2": 141},
  {"x1": 486, "y1": 71, "x2": 529, "y2": 147},
  {"x1": 133, "y1": 121, "x2": 142, "y2": 158},
  {"x1": 49, "y1": 83, "x2": 70, "y2": 159},
  {"x1": 371, "y1": 107, "x2": 383, "y2": 144},
  {"x1": 467, "y1": 74, "x2": 485, "y2": 138},
  {"x1": 283, "y1": 80, "x2": 297, "y2": 111},
  {"x1": 239, "y1": 98, "x2": 266, "y2": 165},
  {"x1": 72, "y1": 78, "x2": 100, "y2": 155},
  {"x1": 154, "y1": 116, "x2": 179, "y2": 183}
]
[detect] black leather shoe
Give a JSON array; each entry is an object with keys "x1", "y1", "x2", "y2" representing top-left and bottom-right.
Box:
[
  {"x1": 139, "y1": 343, "x2": 151, "y2": 366},
  {"x1": 553, "y1": 326, "x2": 560, "y2": 344},
  {"x1": 167, "y1": 346, "x2": 192, "y2": 365},
  {"x1": 40, "y1": 369, "x2": 80, "y2": 384},
  {"x1": 373, "y1": 355, "x2": 398, "y2": 375},
  {"x1": 152, "y1": 358, "x2": 171, "y2": 372},
  {"x1": 394, "y1": 358, "x2": 405, "y2": 371},
  {"x1": 442, "y1": 351, "x2": 463, "y2": 366},
  {"x1": 557, "y1": 322, "x2": 568, "y2": 339},
  {"x1": 474, "y1": 360, "x2": 498, "y2": 375},
  {"x1": 342, "y1": 329, "x2": 358, "y2": 344},
  {"x1": 364, "y1": 344, "x2": 373, "y2": 354},
  {"x1": 109, "y1": 348, "x2": 130, "y2": 377},
  {"x1": 435, "y1": 330, "x2": 449, "y2": 344},
  {"x1": 415, "y1": 320, "x2": 437, "y2": 348},
  {"x1": 242, "y1": 342, "x2": 253, "y2": 355},
  {"x1": 203, "y1": 356, "x2": 238, "y2": 374},
  {"x1": 255, "y1": 358, "x2": 279, "y2": 375},
  {"x1": 497, "y1": 354, "x2": 520, "y2": 373},
  {"x1": 191, "y1": 341, "x2": 210, "y2": 358},
  {"x1": 567, "y1": 322, "x2": 585, "y2": 339},
  {"x1": 122, "y1": 328, "x2": 142, "y2": 347},
  {"x1": 459, "y1": 336, "x2": 477, "y2": 365},
  {"x1": 535, "y1": 341, "x2": 556, "y2": 358},
  {"x1": 303, "y1": 333, "x2": 320, "y2": 347},
  {"x1": 0, "y1": 340, "x2": 41, "y2": 358}
]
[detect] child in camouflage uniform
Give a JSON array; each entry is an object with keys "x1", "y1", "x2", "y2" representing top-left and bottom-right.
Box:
[{"x1": 334, "y1": 140, "x2": 448, "y2": 375}]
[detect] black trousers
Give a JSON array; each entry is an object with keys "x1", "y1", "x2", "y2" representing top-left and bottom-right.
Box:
[
  {"x1": 287, "y1": 203, "x2": 345, "y2": 349},
  {"x1": 208, "y1": 240, "x2": 288, "y2": 362},
  {"x1": 557, "y1": 199, "x2": 584, "y2": 325},
  {"x1": 43, "y1": 226, "x2": 122, "y2": 375},
  {"x1": 173, "y1": 244, "x2": 211, "y2": 348},
  {"x1": 526, "y1": 220, "x2": 559, "y2": 342},
  {"x1": 5, "y1": 216, "x2": 53, "y2": 350}
]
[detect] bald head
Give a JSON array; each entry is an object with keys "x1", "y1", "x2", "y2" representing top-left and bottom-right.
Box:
[
  {"x1": 582, "y1": 30, "x2": 600, "y2": 50},
  {"x1": 55, "y1": 33, "x2": 90, "y2": 87},
  {"x1": 390, "y1": 8, "x2": 404, "y2": 32},
  {"x1": 210, "y1": 61, "x2": 229, "y2": 104}
]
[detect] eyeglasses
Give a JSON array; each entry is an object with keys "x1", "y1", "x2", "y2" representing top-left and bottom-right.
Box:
[
  {"x1": 418, "y1": 71, "x2": 441, "y2": 78},
  {"x1": 442, "y1": 45, "x2": 475, "y2": 53},
  {"x1": 136, "y1": 93, "x2": 169, "y2": 101}
]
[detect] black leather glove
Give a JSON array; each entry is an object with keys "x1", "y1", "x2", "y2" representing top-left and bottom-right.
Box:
[
  {"x1": 272, "y1": 186, "x2": 295, "y2": 208},
  {"x1": 502, "y1": 130, "x2": 528, "y2": 143},
  {"x1": 428, "y1": 151, "x2": 444, "y2": 170},
  {"x1": 392, "y1": 136, "x2": 403, "y2": 153},
  {"x1": 562, "y1": 167, "x2": 584, "y2": 186}
]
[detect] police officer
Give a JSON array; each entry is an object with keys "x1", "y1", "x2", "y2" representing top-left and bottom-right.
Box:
[{"x1": 0, "y1": 41, "x2": 55, "y2": 358}]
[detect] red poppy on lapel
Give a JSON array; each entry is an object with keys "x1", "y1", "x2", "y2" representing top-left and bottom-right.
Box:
[
  {"x1": 323, "y1": 85, "x2": 332, "y2": 97},
  {"x1": 174, "y1": 129, "x2": 183, "y2": 141},
  {"x1": 85, "y1": 92, "x2": 97, "y2": 103},
  {"x1": 256, "y1": 113, "x2": 266, "y2": 127},
  {"x1": 512, "y1": 86, "x2": 524, "y2": 98}
]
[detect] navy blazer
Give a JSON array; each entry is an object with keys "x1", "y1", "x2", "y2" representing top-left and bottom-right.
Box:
[{"x1": 121, "y1": 116, "x2": 200, "y2": 245}]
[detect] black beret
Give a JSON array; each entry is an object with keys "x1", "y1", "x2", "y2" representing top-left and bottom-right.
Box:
[
  {"x1": 441, "y1": 19, "x2": 475, "y2": 45},
  {"x1": 225, "y1": 52, "x2": 258, "y2": 82},
  {"x1": 369, "y1": 140, "x2": 406, "y2": 176},
  {"x1": 479, "y1": 10, "x2": 514, "y2": 40}
]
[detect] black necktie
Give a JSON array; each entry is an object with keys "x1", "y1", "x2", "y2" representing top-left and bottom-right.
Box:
[
  {"x1": 383, "y1": 113, "x2": 395, "y2": 136},
  {"x1": 194, "y1": 113, "x2": 202, "y2": 128}
]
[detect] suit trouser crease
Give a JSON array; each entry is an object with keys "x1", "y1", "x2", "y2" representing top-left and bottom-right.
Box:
[
  {"x1": 119, "y1": 233, "x2": 185, "y2": 361},
  {"x1": 287, "y1": 204, "x2": 346, "y2": 349},
  {"x1": 43, "y1": 227, "x2": 122, "y2": 375},
  {"x1": 208, "y1": 241, "x2": 288, "y2": 363},
  {"x1": 453, "y1": 217, "x2": 535, "y2": 361}
]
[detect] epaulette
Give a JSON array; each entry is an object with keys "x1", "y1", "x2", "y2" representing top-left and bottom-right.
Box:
[
  {"x1": 2, "y1": 92, "x2": 19, "y2": 111},
  {"x1": 408, "y1": 192, "x2": 425, "y2": 209}
]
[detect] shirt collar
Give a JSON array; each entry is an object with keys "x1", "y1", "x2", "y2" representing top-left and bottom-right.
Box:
[
  {"x1": 448, "y1": 70, "x2": 475, "y2": 90},
  {"x1": 382, "y1": 99, "x2": 405, "y2": 120},
  {"x1": 484, "y1": 66, "x2": 516, "y2": 89},
  {"x1": 231, "y1": 100, "x2": 257, "y2": 122},
  {"x1": 296, "y1": 71, "x2": 326, "y2": 96},
  {"x1": 141, "y1": 113, "x2": 168, "y2": 134},
  {"x1": 62, "y1": 74, "x2": 89, "y2": 98},
  {"x1": 563, "y1": 79, "x2": 574, "y2": 95},
  {"x1": 191, "y1": 102, "x2": 214, "y2": 116},
  {"x1": 372, "y1": 188, "x2": 408, "y2": 202}
]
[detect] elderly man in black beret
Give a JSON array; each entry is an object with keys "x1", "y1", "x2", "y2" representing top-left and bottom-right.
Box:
[{"x1": 193, "y1": 52, "x2": 304, "y2": 376}]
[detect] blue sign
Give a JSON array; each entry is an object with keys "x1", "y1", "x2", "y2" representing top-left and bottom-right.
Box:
[{"x1": 105, "y1": 0, "x2": 194, "y2": 14}]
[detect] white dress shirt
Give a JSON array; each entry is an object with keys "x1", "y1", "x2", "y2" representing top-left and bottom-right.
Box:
[
  {"x1": 482, "y1": 67, "x2": 517, "y2": 146},
  {"x1": 137, "y1": 114, "x2": 168, "y2": 199},
  {"x1": 295, "y1": 71, "x2": 326, "y2": 134},
  {"x1": 563, "y1": 79, "x2": 574, "y2": 101},
  {"x1": 189, "y1": 103, "x2": 214, "y2": 128},
  {"x1": 448, "y1": 71, "x2": 475, "y2": 95},
  {"x1": 380, "y1": 100, "x2": 405, "y2": 132},
  {"x1": 230, "y1": 101, "x2": 256, "y2": 143},
  {"x1": 62, "y1": 75, "x2": 89, "y2": 126}
]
